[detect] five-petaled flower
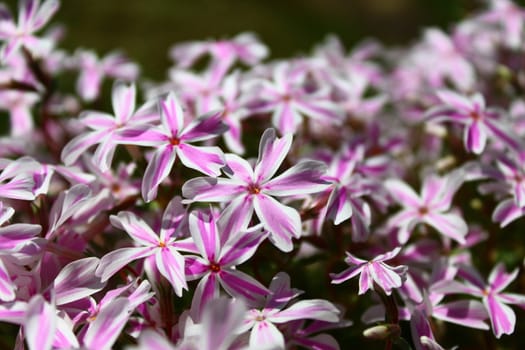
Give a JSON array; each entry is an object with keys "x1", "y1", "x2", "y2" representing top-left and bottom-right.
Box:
[
  {"x1": 183, "y1": 128, "x2": 329, "y2": 252},
  {"x1": 331, "y1": 247, "x2": 407, "y2": 295}
]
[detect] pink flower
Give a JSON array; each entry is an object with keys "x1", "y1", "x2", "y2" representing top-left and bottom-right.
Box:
[
  {"x1": 183, "y1": 128, "x2": 329, "y2": 252},
  {"x1": 240, "y1": 272, "x2": 340, "y2": 350},
  {"x1": 433, "y1": 263, "x2": 525, "y2": 338},
  {"x1": 385, "y1": 172, "x2": 467, "y2": 244},
  {"x1": 124, "y1": 92, "x2": 227, "y2": 202},
  {"x1": 74, "y1": 49, "x2": 139, "y2": 101},
  {"x1": 426, "y1": 90, "x2": 521, "y2": 154},
  {"x1": 331, "y1": 247, "x2": 407, "y2": 295},
  {"x1": 248, "y1": 62, "x2": 343, "y2": 134},
  {"x1": 0, "y1": 0, "x2": 59, "y2": 61},
  {"x1": 185, "y1": 209, "x2": 269, "y2": 317},
  {"x1": 61, "y1": 81, "x2": 156, "y2": 172},
  {"x1": 96, "y1": 197, "x2": 195, "y2": 296}
]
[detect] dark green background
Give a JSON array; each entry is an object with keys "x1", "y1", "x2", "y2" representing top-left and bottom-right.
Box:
[{"x1": 37, "y1": 0, "x2": 484, "y2": 80}]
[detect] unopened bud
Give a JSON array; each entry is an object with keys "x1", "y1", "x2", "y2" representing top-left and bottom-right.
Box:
[{"x1": 363, "y1": 323, "x2": 401, "y2": 340}]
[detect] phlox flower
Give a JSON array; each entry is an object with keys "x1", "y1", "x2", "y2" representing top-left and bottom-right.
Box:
[
  {"x1": 433, "y1": 263, "x2": 525, "y2": 338},
  {"x1": 385, "y1": 172, "x2": 467, "y2": 244},
  {"x1": 478, "y1": 0, "x2": 525, "y2": 48},
  {"x1": 240, "y1": 272, "x2": 340, "y2": 350},
  {"x1": 132, "y1": 297, "x2": 247, "y2": 350},
  {"x1": 79, "y1": 279, "x2": 154, "y2": 350},
  {"x1": 61, "y1": 81, "x2": 156, "y2": 172},
  {"x1": 0, "y1": 159, "x2": 35, "y2": 200},
  {"x1": 170, "y1": 32, "x2": 268, "y2": 77},
  {"x1": 426, "y1": 90, "x2": 521, "y2": 154},
  {"x1": 478, "y1": 152, "x2": 525, "y2": 227},
  {"x1": 318, "y1": 145, "x2": 385, "y2": 242},
  {"x1": 331, "y1": 247, "x2": 407, "y2": 295},
  {"x1": 249, "y1": 62, "x2": 343, "y2": 134},
  {"x1": 96, "y1": 197, "x2": 195, "y2": 296},
  {"x1": 125, "y1": 91, "x2": 227, "y2": 202},
  {"x1": 183, "y1": 128, "x2": 329, "y2": 252},
  {"x1": 73, "y1": 49, "x2": 139, "y2": 101},
  {"x1": 0, "y1": 0, "x2": 60, "y2": 61},
  {"x1": 185, "y1": 209, "x2": 269, "y2": 317}
]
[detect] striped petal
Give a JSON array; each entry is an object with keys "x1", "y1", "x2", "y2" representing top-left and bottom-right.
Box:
[
  {"x1": 176, "y1": 144, "x2": 225, "y2": 177},
  {"x1": 250, "y1": 320, "x2": 284, "y2": 350},
  {"x1": 155, "y1": 247, "x2": 187, "y2": 297},
  {"x1": 263, "y1": 160, "x2": 329, "y2": 197},
  {"x1": 219, "y1": 269, "x2": 269, "y2": 301},
  {"x1": 142, "y1": 145, "x2": 176, "y2": 202},
  {"x1": 110, "y1": 211, "x2": 159, "y2": 246},
  {"x1": 96, "y1": 247, "x2": 156, "y2": 282},
  {"x1": 24, "y1": 295, "x2": 56, "y2": 350},
  {"x1": 83, "y1": 298, "x2": 131, "y2": 350},
  {"x1": 254, "y1": 128, "x2": 292, "y2": 183},
  {"x1": 253, "y1": 194, "x2": 301, "y2": 252},
  {"x1": 54, "y1": 257, "x2": 105, "y2": 306}
]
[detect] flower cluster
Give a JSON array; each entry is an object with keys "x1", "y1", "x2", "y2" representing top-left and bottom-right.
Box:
[{"x1": 1, "y1": 0, "x2": 525, "y2": 349}]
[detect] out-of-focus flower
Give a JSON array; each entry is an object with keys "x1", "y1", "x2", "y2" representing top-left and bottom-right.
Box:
[{"x1": 0, "y1": 0, "x2": 60, "y2": 61}]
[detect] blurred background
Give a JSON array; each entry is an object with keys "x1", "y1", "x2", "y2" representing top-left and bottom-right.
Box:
[{"x1": 37, "y1": 0, "x2": 491, "y2": 80}]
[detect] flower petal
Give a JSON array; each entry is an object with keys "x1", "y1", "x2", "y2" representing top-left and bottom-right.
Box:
[
  {"x1": 485, "y1": 295, "x2": 516, "y2": 338},
  {"x1": 219, "y1": 269, "x2": 269, "y2": 301},
  {"x1": 254, "y1": 128, "x2": 292, "y2": 183},
  {"x1": 180, "y1": 111, "x2": 228, "y2": 142},
  {"x1": 432, "y1": 300, "x2": 489, "y2": 330},
  {"x1": 159, "y1": 92, "x2": 184, "y2": 136},
  {"x1": 264, "y1": 160, "x2": 329, "y2": 197},
  {"x1": 384, "y1": 179, "x2": 421, "y2": 208},
  {"x1": 224, "y1": 153, "x2": 254, "y2": 183},
  {"x1": 270, "y1": 299, "x2": 339, "y2": 323},
  {"x1": 253, "y1": 194, "x2": 301, "y2": 252},
  {"x1": 249, "y1": 320, "x2": 285, "y2": 350},
  {"x1": 424, "y1": 212, "x2": 468, "y2": 244},
  {"x1": 0, "y1": 259, "x2": 15, "y2": 302},
  {"x1": 189, "y1": 210, "x2": 220, "y2": 261},
  {"x1": 54, "y1": 257, "x2": 105, "y2": 306},
  {"x1": 155, "y1": 247, "x2": 187, "y2": 297},
  {"x1": 464, "y1": 121, "x2": 487, "y2": 155},
  {"x1": 110, "y1": 211, "x2": 159, "y2": 246},
  {"x1": 488, "y1": 263, "x2": 518, "y2": 292},
  {"x1": 176, "y1": 144, "x2": 225, "y2": 177},
  {"x1": 83, "y1": 298, "x2": 131, "y2": 350},
  {"x1": 96, "y1": 247, "x2": 155, "y2": 282},
  {"x1": 217, "y1": 194, "x2": 255, "y2": 243},
  {"x1": 61, "y1": 130, "x2": 108, "y2": 166},
  {"x1": 142, "y1": 146, "x2": 176, "y2": 202},
  {"x1": 191, "y1": 273, "x2": 219, "y2": 318},
  {"x1": 330, "y1": 265, "x2": 363, "y2": 285},
  {"x1": 220, "y1": 225, "x2": 267, "y2": 266},
  {"x1": 182, "y1": 177, "x2": 245, "y2": 202},
  {"x1": 24, "y1": 295, "x2": 56, "y2": 350},
  {"x1": 112, "y1": 82, "x2": 136, "y2": 124}
]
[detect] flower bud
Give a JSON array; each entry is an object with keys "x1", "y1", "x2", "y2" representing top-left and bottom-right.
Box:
[{"x1": 363, "y1": 324, "x2": 401, "y2": 340}]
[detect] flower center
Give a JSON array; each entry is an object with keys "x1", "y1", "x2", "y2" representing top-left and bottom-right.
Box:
[
  {"x1": 418, "y1": 206, "x2": 429, "y2": 215},
  {"x1": 169, "y1": 137, "x2": 181, "y2": 146},
  {"x1": 210, "y1": 262, "x2": 221, "y2": 273},
  {"x1": 158, "y1": 241, "x2": 167, "y2": 248},
  {"x1": 469, "y1": 111, "x2": 482, "y2": 121},
  {"x1": 282, "y1": 93, "x2": 292, "y2": 102},
  {"x1": 247, "y1": 183, "x2": 261, "y2": 195},
  {"x1": 111, "y1": 183, "x2": 121, "y2": 193}
]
